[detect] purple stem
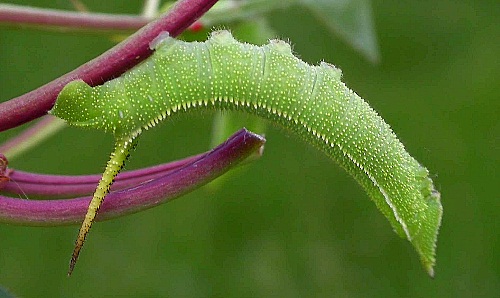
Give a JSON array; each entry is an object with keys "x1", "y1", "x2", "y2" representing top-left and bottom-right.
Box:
[
  {"x1": 0, "y1": 129, "x2": 265, "y2": 226},
  {"x1": 1, "y1": 153, "x2": 203, "y2": 197},
  {"x1": 0, "y1": 4, "x2": 149, "y2": 31},
  {"x1": 0, "y1": 0, "x2": 219, "y2": 132},
  {"x1": 0, "y1": 115, "x2": 57, "y2": 155}
]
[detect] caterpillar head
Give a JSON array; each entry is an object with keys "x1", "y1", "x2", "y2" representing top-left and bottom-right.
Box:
[{"x1": 50, "y1": 80, "x2": 104, "y2": 131}]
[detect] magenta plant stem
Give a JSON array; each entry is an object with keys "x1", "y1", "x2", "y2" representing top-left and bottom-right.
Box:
[
  {"x1": 0, "y1": 4, "x2": 149, "y2": 31},
  {"x1": 1, "y1": 153, "x2": 203, "y2": 197},
  {"x1": 0, "y1": 116, "x2": 57, "y2": 155},
  {"x1": 0, "y1": 129, "x2": 265, "y2": 226},
  {"x1": 0, "y1": 0, "x2": 219, "y2": 132}
]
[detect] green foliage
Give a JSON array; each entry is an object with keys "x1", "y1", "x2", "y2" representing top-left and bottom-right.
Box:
[{"x1": 170, "y1": 0, "x2": 379, "y2": 61}]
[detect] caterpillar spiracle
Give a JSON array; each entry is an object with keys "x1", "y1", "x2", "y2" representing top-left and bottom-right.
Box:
[{"x1": 50, "y1": 30, "x2": 442, "y2": 276}]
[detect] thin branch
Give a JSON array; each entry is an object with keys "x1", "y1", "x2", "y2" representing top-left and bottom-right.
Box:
[
  {"x1": 0, "y1": 129, "x2": 265, "y2": 226},
  {"x1": 0, "y1": 116, "x2": 66, "y2": 159},
  {"x1": 0, "y1": 0, "x2": 219, "y2": 132},
  {"x1": 2, "y1": 152, "x2": 203, "y2": 197},
  {"x1": 0, "y1": 4, "x2": 149, "y2": 32}
]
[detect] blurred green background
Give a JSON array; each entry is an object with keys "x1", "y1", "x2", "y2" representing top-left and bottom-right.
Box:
[{"x1": 0, "y1": 0, "x2": 498, "y2": 297}]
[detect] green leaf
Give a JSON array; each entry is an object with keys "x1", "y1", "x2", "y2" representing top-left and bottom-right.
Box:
[
  {"x1": 299, "y1": 0, "x2": 380, "y2": 62},
  {"x1": 177, "y1": 0, "x2": 379, "y2": 62}
]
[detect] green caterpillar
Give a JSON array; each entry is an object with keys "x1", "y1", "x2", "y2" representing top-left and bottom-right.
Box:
[{"x1": 50, "y1": 30, "x2": 442, "y2": 276}]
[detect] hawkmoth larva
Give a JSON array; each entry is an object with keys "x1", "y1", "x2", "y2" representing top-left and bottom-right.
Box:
[{"x1": 50, "y1": 30, "x2": 442, "y2": 276}]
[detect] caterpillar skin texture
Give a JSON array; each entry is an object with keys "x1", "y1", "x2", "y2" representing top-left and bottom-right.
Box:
[{"x1": 51, "y1": 30, "x2": 442, "y2": 276}]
